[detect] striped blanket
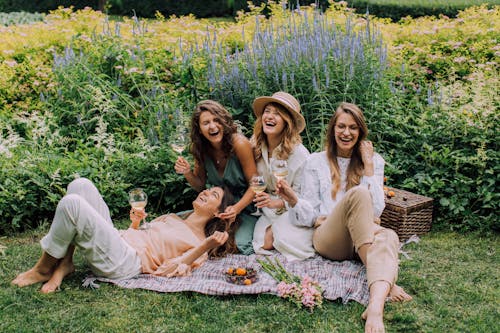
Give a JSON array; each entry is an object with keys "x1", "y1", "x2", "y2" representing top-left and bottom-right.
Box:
[{"x1": 83, "y1": 253, "x2": 369, "y2": 305}]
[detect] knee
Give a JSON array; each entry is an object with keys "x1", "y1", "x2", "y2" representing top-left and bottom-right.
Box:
[
  {"x1": 67, "y1": 177, "x2": 95, "y2": 194},
  {"x1": 346, "y1": 186, "x2": 371, "y2": 205},
  {"x1": 57, "y1": 193, "x2": 84, "y2": 211},
  {"x1": 386, "y1": 228, "x2": 400, "y2": 245},
  {"x1": 379, "y1": 227, "x2": 400, "y2": 249}
]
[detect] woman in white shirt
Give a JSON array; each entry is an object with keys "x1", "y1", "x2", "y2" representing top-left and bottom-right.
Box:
[
  {"x1": 277, "y1": 102, "x2": 412, "y2": 333},
  {"x1": 250, "y1": 92, "x2": 314, "y2": 261}
]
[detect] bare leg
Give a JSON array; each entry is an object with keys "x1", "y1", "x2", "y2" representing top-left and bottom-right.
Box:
[
  {"x1": 358, "y1": 243, "x2": 389, "y2": 333},
  {"x1": 41, "y1": 245, "x2": 76, "y2": 293},
  {"x1": 11, "y1": 252, "x2": 59, "y2": 287},
  {"x1": 262, "y1": 226, "x2": 274, "y2": 250},
  {"x1": 361, "y1": 280, "x2": 390, "y2": 333}
]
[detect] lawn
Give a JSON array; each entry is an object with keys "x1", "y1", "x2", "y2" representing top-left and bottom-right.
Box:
[{"x1": 1, "y1": 228, "x2": 498, "y2": 332}]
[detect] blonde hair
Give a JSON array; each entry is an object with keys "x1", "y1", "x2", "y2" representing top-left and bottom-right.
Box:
[
  {"x1": 252, "y1": 102, "x2": 302, "y2": 161},
  {"x1": 325, "y1": 102, "x2": 368, "y2": 199}
]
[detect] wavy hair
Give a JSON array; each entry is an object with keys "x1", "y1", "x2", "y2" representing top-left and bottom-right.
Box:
[
  {"x1": 325, "y1": 102, "x2": 368, "y2": 199},
  {"x1": 190, "y1": 100, "x2": 237, "y2": 167},
  {"x1": 204, "y1": 186, "x2": 239, "y2": 257},
  {"x1": 252, "y1": 102, "x2": 302, "y2": 161}
]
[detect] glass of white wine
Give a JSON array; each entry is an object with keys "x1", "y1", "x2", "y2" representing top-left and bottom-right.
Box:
[
  {"x1": 171, "y1": 128, "x2": 188, "y2": 155},
  {"x1": 272, "y1": 159, "x2": 289, "y2": 182},
  {"x1": 128, "y1": 188, "x2": 148, "y2": 229},
  {"x1": 250, "y1": 174, "x2": 266, "y2": 216}
]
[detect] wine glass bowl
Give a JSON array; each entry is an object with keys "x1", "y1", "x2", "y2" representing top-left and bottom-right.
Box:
[
  {"x1": 250, "y1": 175, "x2": 266, "y2": 194},
  {"x1": 171, "y1": 130, "x2": 188, "y2": 154},
  {"x1": 250, "y1": 174, "x2": 266, "y2": 216},
  {"x1": 129, "y1": 188, "x2": 148, "y2": 209},
  {"x1": 271, "y1": 159, "x2": 289, "y2": 182},
  {"x1": 129, "y1": 188, "x2": 147, "y2": 229}
]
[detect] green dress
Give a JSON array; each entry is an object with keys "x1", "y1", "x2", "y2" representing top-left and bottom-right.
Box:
[{"x1": 205, "y1": 154, "x2": 257, "y2": 255}]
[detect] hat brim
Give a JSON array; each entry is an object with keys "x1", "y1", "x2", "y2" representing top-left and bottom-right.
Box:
[{"x1": 253, "y1": 96, "x2": 306, "y2": 133}]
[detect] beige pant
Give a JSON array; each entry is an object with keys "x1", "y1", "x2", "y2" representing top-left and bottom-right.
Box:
[
  {"x1": 40, "y1": 178, "x2": 141, "y2": 280},
  {"x1": 313, "y1": 187, "x2": 399, "y2": 288}
]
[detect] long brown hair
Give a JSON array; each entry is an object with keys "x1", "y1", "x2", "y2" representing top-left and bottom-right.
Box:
[
  {"x1": 190, "y1": 100, "x2": 237, "y2": 167},
  {"x1": 204, "y1": 186, "x2": 239, "y2": 257},
  {"x1": 325, "y1": 102, "x2": 368, "y2": 199},
  {"x1": 252, "y1": 102, "x2": 302, "y2": 161}
]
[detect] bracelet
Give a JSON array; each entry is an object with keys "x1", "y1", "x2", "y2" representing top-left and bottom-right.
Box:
[{"x1": 280, "y1": 198, "x2": 286, "y2": 209}]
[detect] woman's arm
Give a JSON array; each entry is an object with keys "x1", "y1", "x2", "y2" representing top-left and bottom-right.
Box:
[
  {"x1": 175, "y1": 156, "x2": 206, "y2": 192},
  {"x1": 152, "y1": 231, "x2": 229, "y2": 277},
  {"x1": 360, "y1": 153, "x2": 386, "y2": 217},
  {"x1": 219, "y1": 134, "x2": 257, "y2": 220},
  {"x1": 285, "y1": 154, "x2": 325, "y2": 227}
]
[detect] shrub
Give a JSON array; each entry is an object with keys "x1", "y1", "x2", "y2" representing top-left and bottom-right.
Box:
[
  {"x1": 201, "y1": 3, "x2": 389, "y2": 152},
  {"x1": 345, "y1": 0, "x2": 500, "y2": 21}
]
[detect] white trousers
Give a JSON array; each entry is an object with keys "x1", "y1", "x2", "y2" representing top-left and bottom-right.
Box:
[
  {"x1": 253, "y1": 208, "x2": 315, "y2": 261},
  {"x1": 40, "y1": 178, "x2": 141, "y2": 279}
]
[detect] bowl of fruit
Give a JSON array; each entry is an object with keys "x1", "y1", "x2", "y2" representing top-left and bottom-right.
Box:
[{"x1": 225, "y1": 267, "x2": 258, "y2": 285}]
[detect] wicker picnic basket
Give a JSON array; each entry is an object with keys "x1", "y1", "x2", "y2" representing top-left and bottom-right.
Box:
[{"x1": 380, "y1": 187, "x2": 433, "y2": 241}]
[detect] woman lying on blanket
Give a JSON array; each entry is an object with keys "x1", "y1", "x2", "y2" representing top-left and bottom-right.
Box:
[
  {"x1": 174, "y1": 100, "x2": 258, "y2": 255},
  {"x1": 12, "y1": 178, "x2": 234, "y2": 293},
  {"x1": 250, "y1": 92, "x2": 314, "y2": 261},
  {"x1": 276, "y1": 102, "x2": 412, "y2": 333}
]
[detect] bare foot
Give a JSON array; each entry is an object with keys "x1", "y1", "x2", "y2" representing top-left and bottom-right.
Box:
[
  {"x1": 12, "y1": 268, "x2": 52, "y2": 287},
  {"x1": 362, "y1": 307, "x2": 385, "y2": 333},
  {"x1": 389, "y1": 284, "x2": 413, "y2": 302},
  {"x1": 41, "y1": 261, "x2": 75, "y2": 294}
]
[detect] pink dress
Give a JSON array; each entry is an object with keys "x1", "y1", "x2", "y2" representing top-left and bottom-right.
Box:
[{"x1": 121, "y1": 214, "x2": 207, "y2": 277}]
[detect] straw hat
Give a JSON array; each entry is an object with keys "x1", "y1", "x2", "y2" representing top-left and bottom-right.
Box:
[{"x1": 252, "y1": 92, "x2": 306, "y2": 133}]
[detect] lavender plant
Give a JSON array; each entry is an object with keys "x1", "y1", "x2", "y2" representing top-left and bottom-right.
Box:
[{"x1": 202, "y1": 5, "x2": 388, "y2": 151}]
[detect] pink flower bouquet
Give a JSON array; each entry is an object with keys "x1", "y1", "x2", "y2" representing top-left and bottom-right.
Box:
[{"x1": 258, "y1": 257, "x2": 323, "y2": 312}]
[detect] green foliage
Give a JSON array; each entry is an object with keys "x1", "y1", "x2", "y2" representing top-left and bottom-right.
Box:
[
  {"x1": 0, "y1": 141, "x2": 195, "y2": 234},
  {"x1": 0, "y1": 4, "x2": 498, "y2": 233},
  {"x1": 346, "y1": 0, "x2": 500, "y2": 21},
  {"x1": 202, "y1": 6, "x2": 389, "y2": 152}
]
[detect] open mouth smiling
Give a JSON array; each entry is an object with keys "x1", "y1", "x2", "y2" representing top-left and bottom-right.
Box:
[{"x1": 209, "y1": 130, "x2": 220, "y2": 137}]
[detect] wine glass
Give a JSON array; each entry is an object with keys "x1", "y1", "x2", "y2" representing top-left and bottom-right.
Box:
[
  {"x1": 171, "y1": 127, "x2": 189, "y2": 155},
  {"x1": 250, "y1": 174, "x2": 266, "y2": 216},
  {"x1": 271, "y1": 159, "x2": 289, "y2": 182},
  {"x1": 128, "y1": 188, "x2": 148, "y2": 229}
]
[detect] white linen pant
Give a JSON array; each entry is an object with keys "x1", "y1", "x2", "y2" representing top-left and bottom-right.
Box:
[
  {"x1": 253, "y1": 208, "x2": 315, "y2": 261},
  {"x1": 40, "y1": 178, "x2": 141, "y2": 280}
]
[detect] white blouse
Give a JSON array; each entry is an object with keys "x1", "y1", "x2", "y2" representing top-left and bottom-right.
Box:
[{"x1": 289, "y1": 151, "x2": 386, "y2": 227}]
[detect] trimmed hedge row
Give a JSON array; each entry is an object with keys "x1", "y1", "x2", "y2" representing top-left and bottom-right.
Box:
[
  {"x1": 346, "y1": 0, "x2": 500, "y2": 21},
  {"x1": 1, "y1": 0, "x2": 499, "y2": 19},
  {"x1": 0, "y1": 0, "x2": 267, "y2": 18}
]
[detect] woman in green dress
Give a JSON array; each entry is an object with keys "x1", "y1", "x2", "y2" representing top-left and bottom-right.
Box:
[{"x1": 174, "y1": 100, "x2": 258, "y2": 255}]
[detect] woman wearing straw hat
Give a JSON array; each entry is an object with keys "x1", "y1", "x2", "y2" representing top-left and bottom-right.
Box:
[
  {"x1": 276, "y1": 102, "x2": 412, "y2": 333},
  {"x1": 251, "y1": 92, "x2": 314, "y2": 261}
]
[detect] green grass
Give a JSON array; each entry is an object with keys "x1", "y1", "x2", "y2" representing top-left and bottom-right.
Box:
[{"x1": 1, "y1": 230, "x2": 498, "y2": 332}]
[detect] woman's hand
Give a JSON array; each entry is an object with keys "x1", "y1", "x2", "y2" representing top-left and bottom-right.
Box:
[
  {"x1": 203, "y1": 231, "x2": 229, "y2": 249},
  {"x1": 174, "y1": 156, "x2": 191, "y2": 175},
  {"x1": 218, "y1": 205, "x2": 238, "y2": 223},
  {"x1": 359, "y1": 140, "x2": 374, "y2": 176},
  {"x1": 276, "y1": 179, "x2": 298, "y2": 207},
  {"x1": 254, "y1": 192, "x2": 283, "y2": 209},
  {"x1": 129, "y1": 207, "x2": 147, "y2": 229},
  {"x1": 360, "y1": 140, "x2": 374, "y2": 164}
]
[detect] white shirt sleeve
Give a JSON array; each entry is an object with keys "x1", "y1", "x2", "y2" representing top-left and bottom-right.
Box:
[
  {"x1": 288, "y1": 154, "x2": 323, "y2": 227},
  {"x1": 360, "y1": 153, "x2": 385, "y2": 217}
]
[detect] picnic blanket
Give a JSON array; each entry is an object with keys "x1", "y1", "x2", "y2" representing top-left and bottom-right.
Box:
[{"x1": 83, "y1": 252, "x2": 369, "y2": 305}]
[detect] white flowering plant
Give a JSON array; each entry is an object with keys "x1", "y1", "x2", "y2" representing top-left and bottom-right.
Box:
[{"x1": 258, "y1": 257, "x2": 323, "y2": 312}]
